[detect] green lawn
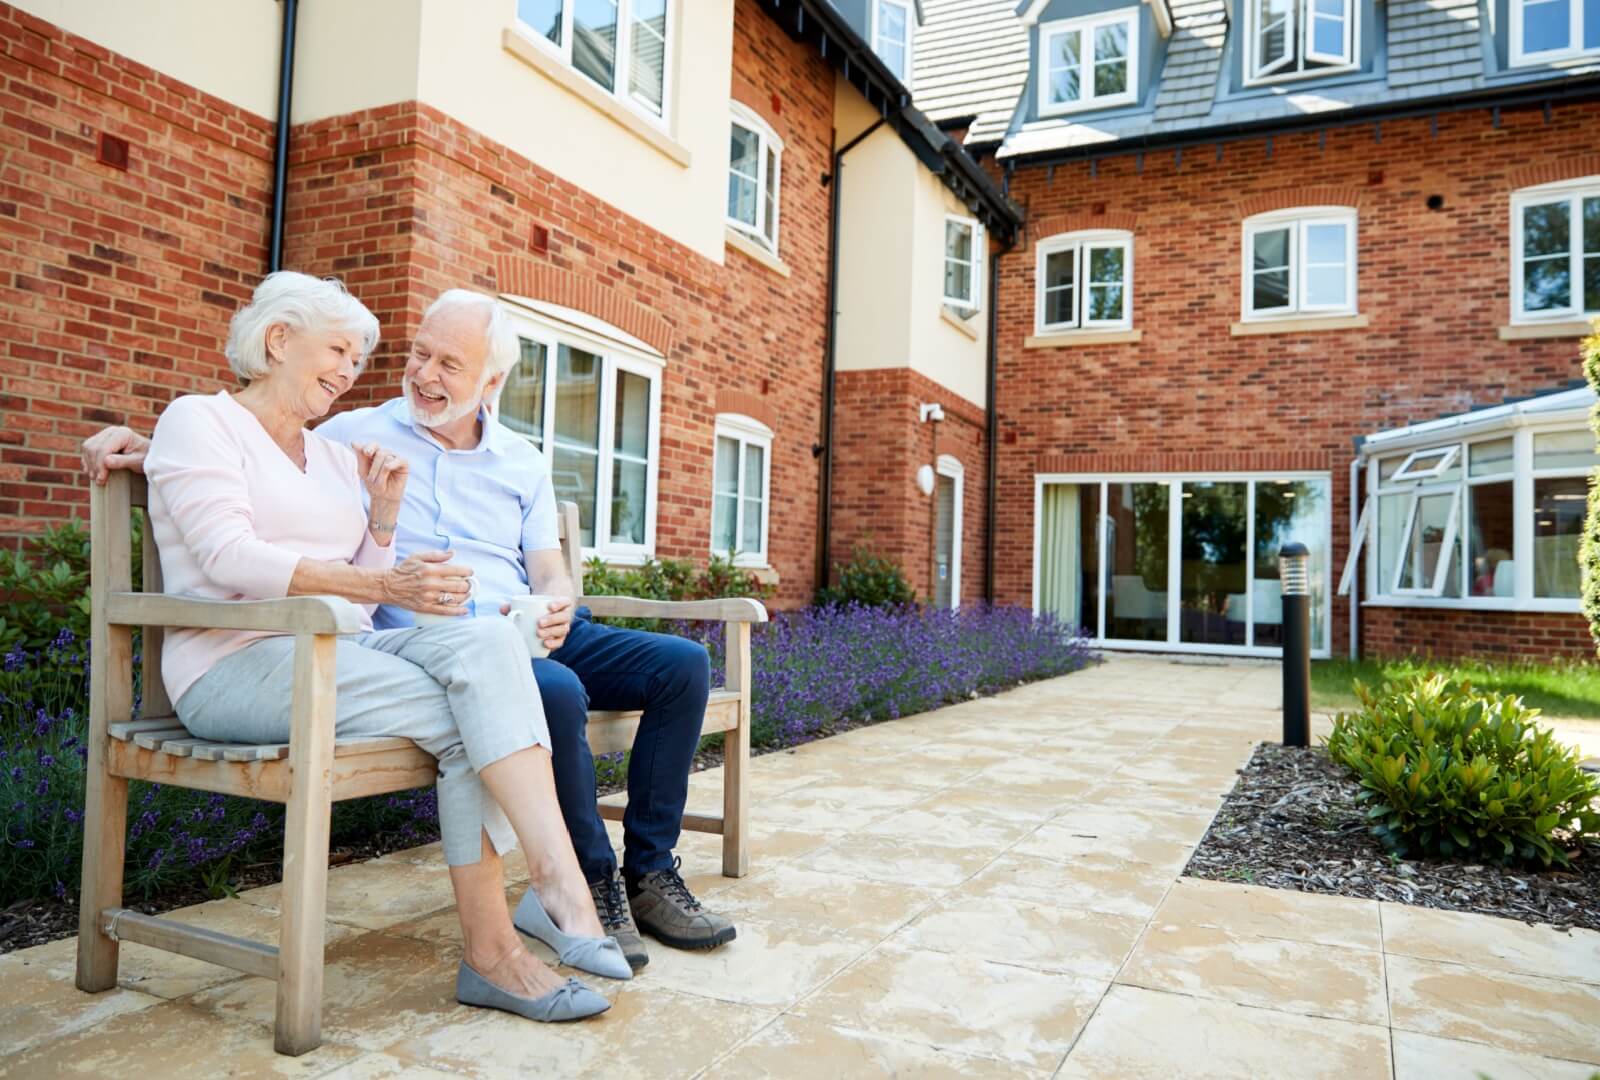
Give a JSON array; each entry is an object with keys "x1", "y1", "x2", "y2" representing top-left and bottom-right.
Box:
[{"x1": 1311, "y1": 657, "x2": 1600, "y2": 719}]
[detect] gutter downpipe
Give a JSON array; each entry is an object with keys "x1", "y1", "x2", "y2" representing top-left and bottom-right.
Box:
[
  {"x1": 816, "y1": 117, "x2": 886, "y2": 590},
  {"x1": 268, "y1": 0, "x2": 299, "y2": 273},
  {"x1": 984, "y1": 241, "x2": 1005, "y2": 603},
  {"x1": 1348, "y1": 453, "x2": 1361, "y2": 661}
]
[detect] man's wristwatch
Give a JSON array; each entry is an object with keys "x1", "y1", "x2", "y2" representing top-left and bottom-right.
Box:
[{"x1": 370, "y1": 520, "x2": 397, "y2": 534}]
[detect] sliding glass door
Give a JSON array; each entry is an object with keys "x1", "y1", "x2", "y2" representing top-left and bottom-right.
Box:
[{"x1": 1037, "y1": 474, "x2": 1330, "y2": 656}]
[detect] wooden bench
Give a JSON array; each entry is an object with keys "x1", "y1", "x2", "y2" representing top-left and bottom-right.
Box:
[{"x1": 76, "y1": 470, "x2": 764, "y2": 1054}]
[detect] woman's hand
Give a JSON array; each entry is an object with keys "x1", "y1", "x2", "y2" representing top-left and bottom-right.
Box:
[
  {"x1": 382, "y1": 550, "x2": 474, "y2": 615},
  {"x1": 355, "y1": 442, "x2": 408, "y2": 504}
]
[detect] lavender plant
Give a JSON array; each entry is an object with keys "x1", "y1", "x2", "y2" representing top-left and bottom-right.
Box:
[{"x1": 6, "y1": 605, "x2": 1092, "y2": 907}]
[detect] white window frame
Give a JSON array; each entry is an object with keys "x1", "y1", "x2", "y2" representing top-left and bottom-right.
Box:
[
  {"x1": 1037, "y1": 9, "x2": 1140, "y2": 117},
  {"x1": 871, "y1": 0, "x2": 915, "y2": 87},
  {"x1": 1510, "y1": 0, "x2": 1600, "y2": 66},
  {"x1": 1357, "y1": 424, "x2": 1594, "y2": 612},
  {"x1": 1389, "y1": 484, "x2": 1462, "y2": 597},
  {"x1": 710, "y1": 413, "x2": 773, "y2": 568},
  {"x1": 943, "y1": 214, "x2": 983, "y2": 310},
  {"x1": 515, "y1": 0, "x2": 675, "y2": 125},
  {"x1": 1035, "y1": 230, "x2": 1135, "y2": 333},
  {"x1": 1243, "y1": 0, "x2": 1358, "y2": 85},
  {"x1": 499, "y1": 301, "x2": 663, "y2": 564},
  {"x1": 1510, "y1": 176, "x2": 1600, "y2": 323},
  {"x1": 936, "y1": 454, "x2": 964, "y2": 609},
  {"x1": 1240, "y1": 207, "x2": 1358, "y2": 321},
  {"x1": 1029, "y1": 471, "x2": 1335, "y2": 659},
  {"x1": 1389, "y1": 445, "x2": 1460, "y2": 483},
  {"x1": 727, "y1": 103, "x2": 783, "y2": 255}
]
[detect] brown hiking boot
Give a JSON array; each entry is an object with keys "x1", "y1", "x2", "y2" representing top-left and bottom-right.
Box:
[
  {"x1": 626, "y1": 857, "x2": 737, "y2": 951},
  {"x1": 591, "y1": 869, "x2": 649, "y2": 971}
]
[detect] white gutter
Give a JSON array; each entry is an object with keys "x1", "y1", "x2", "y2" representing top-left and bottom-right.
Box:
[
  {"x1": 1354, "y1": 387, "x2": 1594, "y2": 461},
  {"x1": 1348, "y1": 453, "x2": 1360, "y2": 661}
]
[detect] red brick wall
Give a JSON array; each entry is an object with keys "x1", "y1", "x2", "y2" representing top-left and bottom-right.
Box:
[
  {"x1": 993, "y1": 104, "x2": 1599, "y2": 658},
  {"x1": 280, "y1": 0, "x2": 836, "y2": 607},
  {"x1": 1363, "y1": 607, "x2": 1594, "y2": 664},
  {"x1": 831, "y1": 367, "x2": 988, "y2": 605},
  {"x1": 0, "y1": 2, "x2": 271, "y2": 533}
]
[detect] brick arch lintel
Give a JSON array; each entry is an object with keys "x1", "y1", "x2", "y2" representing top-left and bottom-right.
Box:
[
  {"x1": 1029, "y1": 212, "x2": 1140, "y2": 244},
  {"x1": 1508, "y1": 154, "x2": 1600, "y2": 191},
  {"x1": 714, "y1": 388, "x2": 779, "y2": 432},
  {"x1": 493, "y1": 256, "x2": 676, "y2": 357},
  {"x1": 1235, "y1": 185, "x2": 1364, "y2": 219}
]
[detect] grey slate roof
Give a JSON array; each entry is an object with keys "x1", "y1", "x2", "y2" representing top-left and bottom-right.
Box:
[
  {"x1": 912, "y1": 0, "x2": 1030, "y2": 144},
  {"x1": 912, "y1": 0, "x2": 1600, "y2": 159}
]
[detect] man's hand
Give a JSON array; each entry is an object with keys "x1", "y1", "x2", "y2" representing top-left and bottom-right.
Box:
[
  {"x1": 82, "y1": 426, "x2": 150, "y2": 484},
  {"x1": 500, "y1": 595, "x2": 574, "y2": 652}
]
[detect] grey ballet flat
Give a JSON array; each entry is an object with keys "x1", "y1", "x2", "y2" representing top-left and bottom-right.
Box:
[
  {"x1": 455, "y1": 960, "x2": 610, "y2": 1022},
  {"x1": 513, "y1": 887, "x2": 635, "y2": 980}
]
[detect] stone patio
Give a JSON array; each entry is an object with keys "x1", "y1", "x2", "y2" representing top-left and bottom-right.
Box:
[{"x1": 3, "y1": 656, "x2": 1598, "y2": 1078}]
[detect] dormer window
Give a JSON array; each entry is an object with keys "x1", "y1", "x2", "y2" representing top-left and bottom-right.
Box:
[
  {"x1": 1511, "y1": 0, "x2": 1600, "y2": 66},
  {"x1": 873, "y1": 0, "x2": 914, "y2": 85},
  {"x1": 1244, "y1": 0, "x2": 1356, "y2": 84},
  {"x1": 1038, "y1": 10, "x2": 1139, "y2": 117}
]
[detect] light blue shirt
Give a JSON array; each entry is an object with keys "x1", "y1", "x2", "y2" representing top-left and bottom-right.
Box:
[{"x1": 317, "y1": 397, "x2": 559, "y2": 629}]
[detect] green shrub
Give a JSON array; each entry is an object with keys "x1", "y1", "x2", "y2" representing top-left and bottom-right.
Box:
[
  {"x1": 1581, "y1": 319, "x2": 1600, "y2": 656},
  {"x1": 815, "y1": 545, "x2": 916, "y2": 608},
  {"x1": 578, "y1": 552, "x2": 772, "y2": 632},
  {"x1": 0, "y1": 519, "x2": 143, "y2": 653},
  {"x1": 1325, "y1": 674, "x2": 1600, "y2": 866}
]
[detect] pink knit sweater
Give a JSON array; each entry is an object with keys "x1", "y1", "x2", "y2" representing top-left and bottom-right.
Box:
[{"x1": 144, "y1": 392, "x2": 395, "y2": 704}]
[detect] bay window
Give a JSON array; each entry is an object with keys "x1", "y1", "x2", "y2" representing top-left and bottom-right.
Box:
[
  {"x1": 728, "y1": 104, "x2": 782, "y2": 253},
  {"x1": 499, "y1": 303, "x2": 661, "y2": 561},
  {"x1": 1244, "y1": 0, "x2": 1356, "y2": 83},
  {"x1": 1036, "y1": 230, "x2": 1134, "y2": 332},
  {"x1": 1038, "y1": 10, "x2": 1139, "y2": 116},
  {"x1": 711, "y1": 414, "x2": 772, "y2": 567},
  {"x1": 516, "y1": 0, "x2": 672, "y2": 119},
  {"x1": 1510, "y1": 177, "x2": 1600, "y2": 323},
  {"x1": 1347, "y1": 413, "x2": 1597, "y2": 610},
  {"x1": 1510, "y1": 0, "x2": 1600, "y2": 66},
  {"x1": 1242, "y1": 207, "x2": 1357, "y2": 320}
]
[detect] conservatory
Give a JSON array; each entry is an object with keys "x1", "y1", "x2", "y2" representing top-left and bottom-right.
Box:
[{"x1": 1339, "y1": 385, "x2": 1597, "y2": 623}]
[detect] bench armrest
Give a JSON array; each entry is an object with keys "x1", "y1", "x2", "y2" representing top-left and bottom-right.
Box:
[
  {"x1": 579, "y1": 596, "x2": 768, "y2": 623},
  {"x1": 105, "y1": 593, "x2": 365, "y2": 635}
]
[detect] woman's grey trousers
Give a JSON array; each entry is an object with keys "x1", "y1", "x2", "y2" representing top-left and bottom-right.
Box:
[{"x1": 175, "y1": 617, "x2": 547, "y2": 866}]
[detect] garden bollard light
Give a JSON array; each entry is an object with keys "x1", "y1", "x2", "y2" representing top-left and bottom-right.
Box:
[{"x1": 1280, "y1": 541, "x2": 1311, "y2": 748}]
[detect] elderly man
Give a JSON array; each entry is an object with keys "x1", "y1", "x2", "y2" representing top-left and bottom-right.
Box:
[{"x1": 82, "y1": 288, "x2": 736, "y2": 968}]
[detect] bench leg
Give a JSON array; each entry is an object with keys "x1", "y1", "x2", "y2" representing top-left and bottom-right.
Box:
[
  {"x1": 275, "y1": 634, "x2": 337, "y2": 1056},
  {"x1": 721, "y1": 623, "x2": 751, "y2": 878},
  {"x1": 75, "y1": 761, "x2": 128, "y2": 992}
]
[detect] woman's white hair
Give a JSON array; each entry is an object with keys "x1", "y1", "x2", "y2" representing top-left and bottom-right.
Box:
[
  {"x1": 422, "y1": 289, "x2": 520, "y2": 381},
  {"x1": 224, "y1": 271, "x2": 381, "y2": 384}
]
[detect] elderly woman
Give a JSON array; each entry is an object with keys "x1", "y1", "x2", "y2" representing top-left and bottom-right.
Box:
[{"x1": 144, "y1": 271, "x2": 627, "y2": 1024}]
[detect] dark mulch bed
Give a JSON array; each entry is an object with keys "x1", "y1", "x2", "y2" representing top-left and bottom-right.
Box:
[{"x1": 1185, "y1": 742, "x2": 1600, "y2": 933}]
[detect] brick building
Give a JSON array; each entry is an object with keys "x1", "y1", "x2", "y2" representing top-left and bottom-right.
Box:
[
  {"x1": 7, "y1": 0, "x2": 1600, "y2": 661},
  {"x1": 920, "y1": 0, "x2": 1600, "y2": 660},
  {"x1": 0, "y1": 0, "x2": 1015, "y2": 611}
]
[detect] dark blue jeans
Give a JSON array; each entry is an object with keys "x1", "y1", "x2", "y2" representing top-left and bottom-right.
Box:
[{"x1": 531, "y1": 608, "x2": 710, "y2": 882}]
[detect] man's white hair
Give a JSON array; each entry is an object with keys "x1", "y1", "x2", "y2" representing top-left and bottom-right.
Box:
[
  {"x1": 422, "y1": 289, "x2": 520, "y2": 380},
  {"x1": 224, "y1": 271, "x2": 380, "y2": 384}
]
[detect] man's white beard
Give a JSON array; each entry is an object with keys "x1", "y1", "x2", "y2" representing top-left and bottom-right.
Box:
[{"x1": 404, "y1": 373, "x2": 484, "y2": 428}]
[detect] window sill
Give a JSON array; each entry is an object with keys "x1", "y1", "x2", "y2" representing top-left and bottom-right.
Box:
[
  {"x1": 725, "y1": 228, "x2": 790, "y2": 277},
  {"x1": 1231, "y1": 313, "x2": 1369, "y2": 336},
  {"x1": 1025, "y1": 328, "x2": 1142, "y2": 347},
  {"x1": 501, "y1": 28, "x2": 691, "y2": 169},
  {"x1": 1498, "y1": 320, "x2": 1597, "y2": 340},
  {"x1": 941, "y1": 305, "x2": 981, "y2": 340},
  {"x1": 1361, "y1": 597, "x2": 1582, "y2": 615}
]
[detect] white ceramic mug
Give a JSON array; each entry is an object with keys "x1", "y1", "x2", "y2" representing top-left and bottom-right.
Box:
[
  {"x1": 505, "y1": 594, "x2": 560, "y2": 659},
  {"x1": 412, "y1": 574, "x2": 476, "y2": 627}
]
